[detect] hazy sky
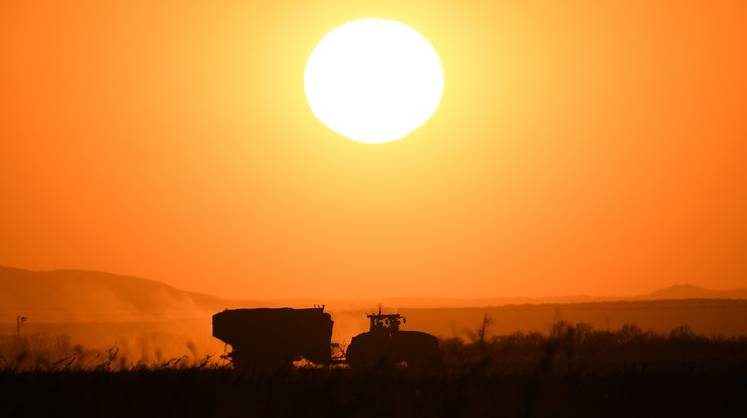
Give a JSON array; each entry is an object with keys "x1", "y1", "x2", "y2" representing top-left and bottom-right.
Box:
[{"x1": 1, "y1": 1, "x2": 746, "y2": 299}]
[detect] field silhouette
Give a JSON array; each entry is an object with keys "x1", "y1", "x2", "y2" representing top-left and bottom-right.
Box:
[
  {"x1": 5, "y1": 265, "x2": 747, "y2": 361},
  {"x1": 2, "y1": 266, "x2": 747, "y2": 416},
  {"x1": 1, "y1": 321, "x2": 746, "y2": 417}
]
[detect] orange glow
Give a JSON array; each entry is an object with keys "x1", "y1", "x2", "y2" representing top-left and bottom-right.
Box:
[{"x1": 1, "y1": 1, "x2": 746, "y2": 300}]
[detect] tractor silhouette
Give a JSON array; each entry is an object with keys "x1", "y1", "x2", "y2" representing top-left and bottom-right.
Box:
[
  {"x1": 212, "y1": 306, "x2": 439, "y2": 370},
  {"x1": 347, "y1": 308, "x2": 440, "y2": 370}
]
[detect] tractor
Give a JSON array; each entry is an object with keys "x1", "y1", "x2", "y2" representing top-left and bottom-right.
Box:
[
  {"x1": 212, "y1": 306, "x2": 439, "y2": 370},
  {"x1": 346, "y1": 308, "x2": 440, "y2": 370}
]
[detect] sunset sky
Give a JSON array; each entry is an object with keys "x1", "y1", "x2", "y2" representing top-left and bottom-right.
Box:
[{"x1": 1, "y1": 1, "x2": 746, "y2": 300}]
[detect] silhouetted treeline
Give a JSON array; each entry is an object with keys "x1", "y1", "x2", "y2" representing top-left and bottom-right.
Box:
[
  {"x1": 402, "y1": 298, "x2": 747, "y2": 338},
  {"x1": 440, "y1": 320, "x2": 747, "y2": 371}
]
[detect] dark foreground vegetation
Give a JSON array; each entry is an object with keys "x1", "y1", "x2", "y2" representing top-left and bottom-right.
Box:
[{"x1": 1, "y1": 322, "x2": 747, "y2": 418}]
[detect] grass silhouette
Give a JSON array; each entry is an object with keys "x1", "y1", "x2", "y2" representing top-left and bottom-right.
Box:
[{"x1": 1, "y1": 322, "x2": 746, "y2": 417}]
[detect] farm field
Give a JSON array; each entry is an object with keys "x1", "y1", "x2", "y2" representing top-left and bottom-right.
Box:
[{"x1": 2, "y1": 322, "x2": 746, "y2": 418}]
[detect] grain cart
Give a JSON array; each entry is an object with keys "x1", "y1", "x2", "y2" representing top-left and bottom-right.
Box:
[{"x1": 212, "y1": 307, "x2": 333, "y2": 370}]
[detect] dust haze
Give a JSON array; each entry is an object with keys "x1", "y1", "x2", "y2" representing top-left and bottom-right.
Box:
[{"x1": 3, "y1": 265, "x2": 747, "y2": 364}]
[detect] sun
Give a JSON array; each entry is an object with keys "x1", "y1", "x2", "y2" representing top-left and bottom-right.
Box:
[{"x1": 304, "y1": 18, "x2": 444, "y2": 144}]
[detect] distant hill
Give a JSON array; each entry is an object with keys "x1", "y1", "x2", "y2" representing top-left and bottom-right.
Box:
[
  {"x1": 2, "y1": 265, "x2": 746, "y2": 324},
  {"x1": 0, "y1": 265, "x2": 262, "y2": 323},
  {"x1": 643, "y1": 284, "x2": 747, "y2": 300},
  {"x1": 372, "y1": 284, "x2": 747, "y2": 308},
  {"x1": 2, "y1": 265, "x2": 747, "y2": 351}
]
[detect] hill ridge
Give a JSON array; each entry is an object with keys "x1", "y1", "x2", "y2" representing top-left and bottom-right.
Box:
[{"x1": 2, "y1": 265, "x2": 746, "y2": 323}]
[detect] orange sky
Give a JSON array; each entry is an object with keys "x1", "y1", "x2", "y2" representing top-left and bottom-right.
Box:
[{"x1": 1, "y1": 1, "x2": 746, "y2": 300}]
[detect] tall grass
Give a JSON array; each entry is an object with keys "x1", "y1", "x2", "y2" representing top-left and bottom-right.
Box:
[
  {"x1": 441, "y1": 320, "x2": 747, "y2": 372},
  {"x1": 3, "y1": 321, "x2": 746, "y2": 372},
  {"x1": 0, "y1": 333, "x2": 222, "y2": 371},
  {"x1": 1, "y1": 322, "x2": 746, "y2": 417}
]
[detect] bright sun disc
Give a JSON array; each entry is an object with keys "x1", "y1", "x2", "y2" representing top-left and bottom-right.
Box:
[{"x1": 304, "y1": 18, "x2": 444, "y2": 144}]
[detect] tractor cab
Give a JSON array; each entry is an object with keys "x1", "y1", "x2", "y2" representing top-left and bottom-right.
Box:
[{"x1": 367, "y1": 308, "x2": 406, "y2": 337}]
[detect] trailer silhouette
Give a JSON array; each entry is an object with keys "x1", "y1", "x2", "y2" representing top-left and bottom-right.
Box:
[{"x1": 212, "y1": 307, "x2": 333, "y2": 370}]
